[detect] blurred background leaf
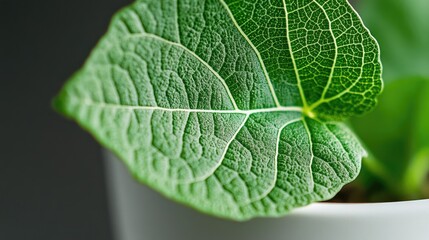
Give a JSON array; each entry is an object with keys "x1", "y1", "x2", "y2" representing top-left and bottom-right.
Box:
[
  {"x1": 348, "y1": 0, "x2": 429, "y2": 201},
  {"x1": 357, "y1": 0, "x2": 429, "y2": 80},
  {"x1": 351, "y1": 78, "x2": 429, "y2": 200}
]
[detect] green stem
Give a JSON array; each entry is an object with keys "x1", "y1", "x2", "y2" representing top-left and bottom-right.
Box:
[{"x1": 401, "y1": 148, "x2": 429, "y2": 198}]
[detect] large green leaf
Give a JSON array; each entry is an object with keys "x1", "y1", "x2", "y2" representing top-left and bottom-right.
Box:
[
  {"x1": 357, "y1": 0, "x2": 429, "y2": 80},
  {"x1": 352, "y1": 78, "x2": 429, "y2": 199},
  {"x1": 54, "y1": 0, "x2": 381, "y2": 220}
]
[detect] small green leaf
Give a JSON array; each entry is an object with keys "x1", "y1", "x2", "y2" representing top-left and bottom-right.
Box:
[
  {"x1": 54, "y1": 0, "x2": 381, "y2": 220},
  {"x1": 352, "y1": 78, "x2": 429, "y2": 199}
]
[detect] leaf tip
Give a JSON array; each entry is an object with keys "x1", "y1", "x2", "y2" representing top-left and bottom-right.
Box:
[{"x1": 51, "y1": 84, "x2": 74, "y2": 119}]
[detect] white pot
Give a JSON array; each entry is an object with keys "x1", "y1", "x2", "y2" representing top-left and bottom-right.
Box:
[{"x1": 105, "y1": 152, "x2": 429, "y2": 240}]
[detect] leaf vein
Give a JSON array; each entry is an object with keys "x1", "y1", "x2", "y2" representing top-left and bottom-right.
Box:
[
  {"x1": 128, "y1": 33, "x2": 240, "y2": 110},
  {"x1": 242, "y1": 117, "x2": 302, "y2": 205},
  {"x1": 282, "y1": 0, "x2": 309, "y2": 108},
  {"x1": 218, "y1": 0, "x2": 281, "y2": 108}
]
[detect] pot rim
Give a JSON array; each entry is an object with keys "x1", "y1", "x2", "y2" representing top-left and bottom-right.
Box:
[{"x1": 291, "y1": 199, "x2": 429, "y2": 216}]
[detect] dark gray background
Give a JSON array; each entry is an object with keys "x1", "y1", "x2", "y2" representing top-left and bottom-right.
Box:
[{"x1": 1, "y1": 0, "x2": 132, "y2": 239}]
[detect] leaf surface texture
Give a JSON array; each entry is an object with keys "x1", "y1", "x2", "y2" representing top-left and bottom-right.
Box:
[{"x1": 55, "y1": 0, "x2": 381, "y2": 220}]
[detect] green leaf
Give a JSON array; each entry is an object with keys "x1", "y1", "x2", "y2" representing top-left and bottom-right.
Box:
[
  {"x1": 357, "y1": 0, "x2": 429, "y2": 80},
  {"x1": 54, "y1": 0, "x2": 381, "y2": 220},
  {"x1": 351, "y1": 78, "x2": 429, "y2": 199}
]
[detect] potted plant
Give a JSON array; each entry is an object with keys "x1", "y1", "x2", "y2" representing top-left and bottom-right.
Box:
[{"x1": 54, "y1": 0, "x2": 429, "y2": 239}]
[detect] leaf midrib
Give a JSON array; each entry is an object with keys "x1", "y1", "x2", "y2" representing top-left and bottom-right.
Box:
[
  {"x1": 78, "y1": 100, "x2": 303, "y2": 115},
  {"x1": 113, "y1": 2, "x2": 364, "y2": 118},
  {"x1": 76, "y1": 99, "x2": 309, "y2": 188}
]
